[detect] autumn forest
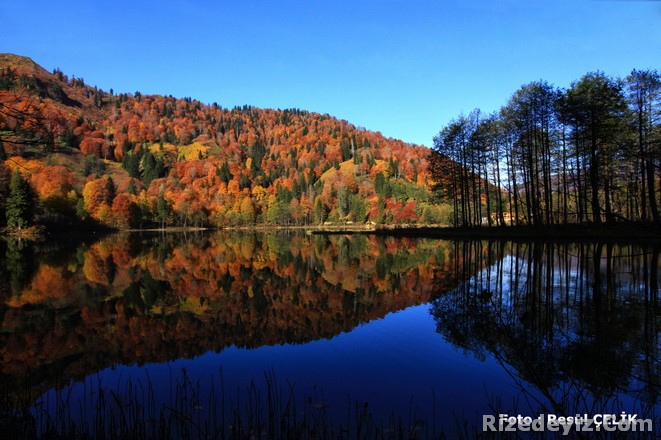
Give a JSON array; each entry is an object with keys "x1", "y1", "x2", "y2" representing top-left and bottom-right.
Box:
[
  {"x1": 0, "y1": 54, "x2": 442, "y2": 233},
  {"x1": 0, "y1": 54, "x2": 660, "y2": 233}
]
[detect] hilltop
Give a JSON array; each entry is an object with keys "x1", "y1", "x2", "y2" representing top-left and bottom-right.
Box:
[{"x1": 0, "y1": 54, "x2": 451, "y2": 231}]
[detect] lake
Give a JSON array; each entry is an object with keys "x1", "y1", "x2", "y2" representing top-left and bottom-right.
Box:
[{"x1": 0, "y1": 232, "x2": 659, "y2": 438}]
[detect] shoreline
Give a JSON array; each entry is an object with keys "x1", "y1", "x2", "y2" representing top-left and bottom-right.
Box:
[
  {"x1": 4, "y1": 222, "x2": 661, "y2": 242},
  {"x1": 364, "y1": 223, "x2": 661, "y2": 241},
  {"x1": 158, "y1": 222, "x2": 661, "y2": 241}
]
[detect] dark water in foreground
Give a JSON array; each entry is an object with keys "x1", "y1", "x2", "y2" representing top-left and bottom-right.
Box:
[{"x1": 0, "y1": 232, "x2": 659, "y2": 437}]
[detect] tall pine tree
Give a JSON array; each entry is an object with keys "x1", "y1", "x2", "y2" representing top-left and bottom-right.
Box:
[
  {"x1": 157, "y1": 191, "x2": 169, "y2": 229},
  {"x1": 6, "y1": 170, "x2": 34, "y2": 230}
]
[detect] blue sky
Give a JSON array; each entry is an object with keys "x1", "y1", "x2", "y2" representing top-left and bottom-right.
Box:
[{"x1": 1, "y1": 0, "x2": 660, "y2": 147}]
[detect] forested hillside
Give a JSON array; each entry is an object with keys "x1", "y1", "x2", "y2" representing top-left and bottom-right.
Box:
[{"x1": 0, "y1": 54, "x2": 448, "y2": 231}]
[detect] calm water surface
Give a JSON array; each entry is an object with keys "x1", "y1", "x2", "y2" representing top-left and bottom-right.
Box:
[{"x1": 0, "y1": 232, "x2": 659, "y2": 437}]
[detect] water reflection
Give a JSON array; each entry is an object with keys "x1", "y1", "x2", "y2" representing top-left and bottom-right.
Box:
[
  {"x1": 431, "y1": 240, "x2": 660, "y2": 420},
  {"x1": 0, "y1": 233, "x2": 659, "y2": 435},
  {"x1": 0, "y1": 232, "x2": 465, "y2": 393}
]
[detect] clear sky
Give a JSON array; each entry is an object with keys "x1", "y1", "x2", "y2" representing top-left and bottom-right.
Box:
[{"x1": 1, "y1": 0, "x2": 660, "y2": 147}]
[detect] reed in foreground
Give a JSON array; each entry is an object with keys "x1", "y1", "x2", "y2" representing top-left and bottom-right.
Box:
[{"x1": 1, "y1": 370, "x2": 657, "y2": 439}]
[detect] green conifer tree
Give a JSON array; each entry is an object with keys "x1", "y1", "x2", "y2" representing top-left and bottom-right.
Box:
[
  {"x1": 6, "y1": 170, "x2": 34, "y2": 230},
  {"x1": 157, "y1": 190, "x2": 169, "y2": 228}
]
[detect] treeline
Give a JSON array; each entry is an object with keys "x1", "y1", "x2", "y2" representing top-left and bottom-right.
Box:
[{"x1": 431, "y1": 69, "x2": 660, "y2": 227}]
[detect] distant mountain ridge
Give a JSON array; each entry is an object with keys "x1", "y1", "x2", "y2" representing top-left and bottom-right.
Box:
[{"x1": 0, "y1": 53, "x2": 451, "y2": 230}]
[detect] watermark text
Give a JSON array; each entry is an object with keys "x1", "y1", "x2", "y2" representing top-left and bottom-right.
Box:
[{"x1": 483, "y1": 412, "x2": 654, "y2": 435}]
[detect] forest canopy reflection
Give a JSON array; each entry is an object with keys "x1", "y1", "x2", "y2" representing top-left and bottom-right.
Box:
[
  {"x1": 0, "y1": 232, "x2": 466, "y2": 391},
  {"x1": 431, "y1": 240, "x2": 660, "y2": 419},
  {"x1": 0, "y1": 233, "x2": 659, "y2": 434}
]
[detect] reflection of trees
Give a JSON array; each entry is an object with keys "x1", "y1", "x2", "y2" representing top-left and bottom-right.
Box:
[
  {"x1": 3, "y1": 238, "x2": 35, "y2": 297},
  {"x1": 431, "y1": 240, "x2": 661, "y2": 417},
  {"x1": 0, "y1": 232, "x2": 471, "y2": 393}
]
